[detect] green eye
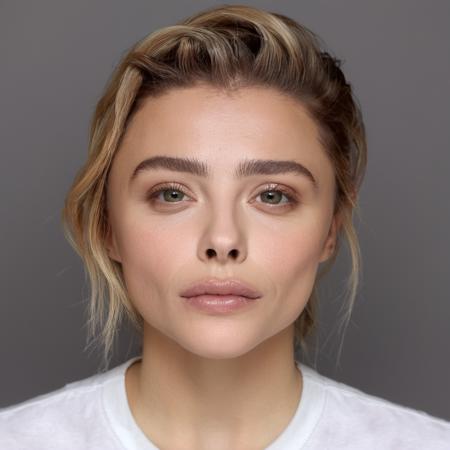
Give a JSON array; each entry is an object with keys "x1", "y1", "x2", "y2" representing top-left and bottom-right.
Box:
[
  {"x1": 161, "y1": 189, "x2": 185, "y2": 202},
  {"x1": 260, "y1": 190, "x2": 292, "y2": 205},
  {"x1": 148, "y1": 183, "x2": 188, "y2": 203},
  {"x1": 148, "y1": 183, "x2": 299, "y2": 207}
]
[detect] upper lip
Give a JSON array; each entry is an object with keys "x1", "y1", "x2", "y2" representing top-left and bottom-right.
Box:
[{"x1": 180, "y1": 278, "x2": 262, "y2": 299}]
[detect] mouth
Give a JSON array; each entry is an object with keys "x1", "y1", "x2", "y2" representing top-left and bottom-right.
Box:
[
  {"x1": 181, "y1": 293, "x2": 260, "y2": 314},
  {"x1": 180, "y1": 277, "x2": 262, "y2": 299}
]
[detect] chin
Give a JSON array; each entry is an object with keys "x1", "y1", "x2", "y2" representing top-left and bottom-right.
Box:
[{"x1": 175, "y1": 331, "x2": 264, "y2": 361}]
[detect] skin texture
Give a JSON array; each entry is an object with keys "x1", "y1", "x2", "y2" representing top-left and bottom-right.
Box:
[{"x1": 105, "y1": 84, "x2": 340, "y2": 449}]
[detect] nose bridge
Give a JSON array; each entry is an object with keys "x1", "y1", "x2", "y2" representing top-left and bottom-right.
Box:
[{"x1": 198, "y1": 184, "x2": 247, "y2": 263}]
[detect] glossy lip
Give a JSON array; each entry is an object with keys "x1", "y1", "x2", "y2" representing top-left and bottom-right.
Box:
[
  {"x1": 180, "y1": 277, "x2": 262, "y2": 299},
  {"x1": 183, "y1": 294, "x2": 258, "y2": 314}
]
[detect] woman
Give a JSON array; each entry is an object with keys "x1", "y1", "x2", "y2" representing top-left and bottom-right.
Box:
[{"x1": 1, "y1": 4, "x2": 449, "y2": 449}]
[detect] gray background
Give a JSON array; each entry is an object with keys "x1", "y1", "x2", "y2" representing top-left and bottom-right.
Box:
[{"x1": 1, "y1": 0, "x2": 449, "y2": 421}]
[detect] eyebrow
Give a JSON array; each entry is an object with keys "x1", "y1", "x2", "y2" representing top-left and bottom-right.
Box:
[{"x1": 130, "y1": 155, "x2": 318, "y2": 190}]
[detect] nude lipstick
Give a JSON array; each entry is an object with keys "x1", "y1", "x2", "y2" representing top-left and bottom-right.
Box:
[{"x1": 180, "y1": 278, "x2": 262, "y2": 314}]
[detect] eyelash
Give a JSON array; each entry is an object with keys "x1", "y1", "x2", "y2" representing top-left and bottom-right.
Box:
[{"x1": 147, "y1": 182, "x2": 299, "y2": 208}]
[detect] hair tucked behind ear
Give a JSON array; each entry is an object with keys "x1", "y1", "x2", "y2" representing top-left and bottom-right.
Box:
[{"x1": 61, "y1": 4, "x2": 367, "y2": 372}]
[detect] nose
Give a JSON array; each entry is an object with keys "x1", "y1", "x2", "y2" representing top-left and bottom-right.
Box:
[
  {"x1": 205, "y1": 247, "x2": 241, "y2": 262},
  {"x1": 198, "y1": 206, "x2": 247, "y2": 265}
]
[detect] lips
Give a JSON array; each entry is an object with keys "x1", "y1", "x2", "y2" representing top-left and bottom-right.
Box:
[{"x1": 180, "y1": 278, "x2": 261, "y2": 299}]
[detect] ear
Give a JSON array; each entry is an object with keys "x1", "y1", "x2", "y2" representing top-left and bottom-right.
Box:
[
  {"x1": 105, "y1": 225, "x2": 122, "y2": 263},
  {"x1": 319, "y1": 212, "x2": 341, "y2": 263}
]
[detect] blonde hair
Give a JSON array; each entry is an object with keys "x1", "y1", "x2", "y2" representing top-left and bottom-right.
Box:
[{"x1": 62, "y1": 4, "x2": 367, "y2": 371}]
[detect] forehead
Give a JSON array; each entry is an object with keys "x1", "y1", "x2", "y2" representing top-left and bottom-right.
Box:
[
  {"x1": 112, "y1": 85, "x2": 334, "y2": 186},
  {"x1": 124, "y1": 85, "x2": 320, "y2": 147}
]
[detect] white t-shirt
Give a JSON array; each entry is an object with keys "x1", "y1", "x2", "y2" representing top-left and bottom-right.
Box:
[{"x1": 1, "y1": 356, "x2": 449, "y2": 449}]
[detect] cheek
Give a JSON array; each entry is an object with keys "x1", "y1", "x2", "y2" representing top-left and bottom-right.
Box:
[
  {"x1": 113, "y1": 217, "x2": 186, "y2": 313},
  {"x1": 251, "y1": 216, "x2": 327, "y2": 318},
  {"x1": 253, "y1": 212, "x2": 327, "y2": 278}
]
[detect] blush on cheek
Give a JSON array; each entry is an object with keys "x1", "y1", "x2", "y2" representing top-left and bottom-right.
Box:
[
  {"x1": 118, "y1": 224, "x2": 188, "y2": 304},
  {"x1": 256, "y1": 229, "x2": 323, "y2": 307},
  {"x1": 257, "y1": 230, "x2": 322, "y2": 274}
]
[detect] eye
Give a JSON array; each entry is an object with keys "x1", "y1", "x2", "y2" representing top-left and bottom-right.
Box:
[
  {"x1": 255, "y1": 183, "x2": 299, "y2": 207},
  {"x1": 147, "y1": 182, "x2": 299, "y2": 207},
  {"x1": 147, "y1": 182, "x2": 190, "y2": 204}
]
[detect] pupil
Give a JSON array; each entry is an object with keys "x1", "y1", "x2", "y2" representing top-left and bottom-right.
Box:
[
  {"x1": 165, "y1": 190, "x2": 180, "y2": 201},
  {"x1": 264, "y1": 191, "x2": 279, "y2": 203}
]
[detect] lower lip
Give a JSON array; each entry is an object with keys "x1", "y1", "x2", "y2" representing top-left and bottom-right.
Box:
[{"x1": 181, "y1": 295, "x2": 259, "y2": 313}]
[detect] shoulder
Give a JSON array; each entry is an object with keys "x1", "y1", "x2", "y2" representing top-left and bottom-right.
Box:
[
  {"x1": 300, "y1": 364, "x2": 450, "y2": 450},
  {"x1": 0, "y1": 367, "x2": 121, "y2": 450}
]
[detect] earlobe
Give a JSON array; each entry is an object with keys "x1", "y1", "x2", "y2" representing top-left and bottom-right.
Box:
[
  {"x1": 319, "y1": 213, "x2": 340, "y2": 263},
  {"x1": 105, "y1": 227, "x2": 122, "y2": 263}
]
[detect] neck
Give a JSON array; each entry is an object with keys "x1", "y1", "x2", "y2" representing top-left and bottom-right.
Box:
[{"x1": 125, "y1": 325, "x2": 303, "y2": 449}]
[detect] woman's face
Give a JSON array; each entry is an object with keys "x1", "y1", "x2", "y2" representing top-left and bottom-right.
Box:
[{"x1": 106, "y1": 84, "x2": 339, "y2": 359}]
